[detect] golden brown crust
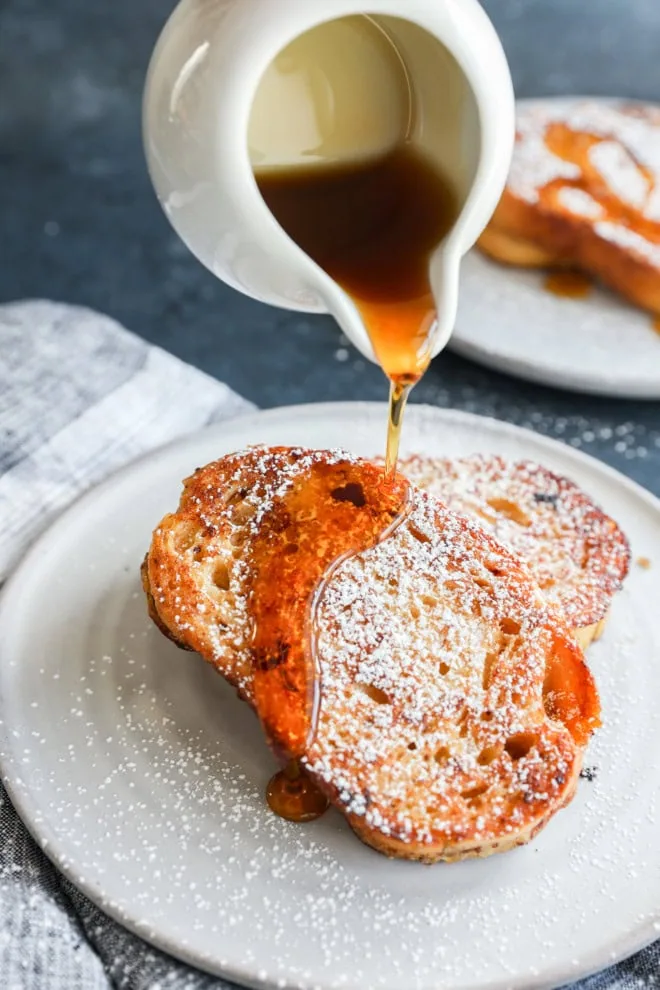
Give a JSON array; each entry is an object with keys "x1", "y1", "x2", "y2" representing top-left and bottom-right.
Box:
[
  {"x1": 478, "y1": 100, "x2": 660, "y2": 316},
  {"x1": 478, "y1": 220, "x2": 565, "y2": 268},
  {"x1": 145, "y1": 447, "x2": 313, "y2": 698},
  {"x1": 141, "y1": 556, "x2": 193, "y2": 650},
  {"x1": 346, "y1": 754, "x2": 582, "y2": 863},
  {"x1": 302, "y1": 490, "x2": 599, "y2": 860},
  {"x1": 143, "y1": 446, "x2": 601, "y2": 863}
]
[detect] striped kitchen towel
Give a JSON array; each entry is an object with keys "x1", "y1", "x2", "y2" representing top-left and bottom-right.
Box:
[
  {"x1": 0, "y1": 299, "x2": 253, "y2": 584},
  {"x1": 0, "y1": 299, "x2": 250, "y2": 990}
]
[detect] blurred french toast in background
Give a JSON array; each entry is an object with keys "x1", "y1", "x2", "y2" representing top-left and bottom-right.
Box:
[{"x1": 478, "y1": 100, "x2": 660, "y2": 316}]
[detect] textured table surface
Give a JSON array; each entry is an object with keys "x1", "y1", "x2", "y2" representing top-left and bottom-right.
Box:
[{"x1": 1, "y1": 0, "x2": 660, "y2": 494}]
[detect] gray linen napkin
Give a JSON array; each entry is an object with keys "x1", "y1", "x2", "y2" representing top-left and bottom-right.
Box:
[{"x1": 0, "y1": 300, "x2": 657, "y2": 990}]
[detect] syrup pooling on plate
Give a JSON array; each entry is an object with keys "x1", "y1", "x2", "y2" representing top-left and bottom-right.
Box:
[
  {"x1": 248, "y1": 457, "x2": 410, "y2": 765},
  {"x1": 266, "y1": 758, "x2": 329, "y2": 823},
  {"x1": 544, "y1": 270, "x2": 592, "y2": 299}
]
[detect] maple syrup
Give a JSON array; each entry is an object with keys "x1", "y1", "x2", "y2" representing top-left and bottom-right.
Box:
[
  {"x1": 544, "y1": 270, "x2": 592, "y2": 300},
  {"x1": 255, "y1": 144, "x2": 457, "y2": 472},
  {"x1": 266, "y1": 759, "x2": 329, "y2": 823},
  {"x1": 385, "y1": 380, "x2": 413, "y2": 475},
  {"x1": 653, "y1": 316, "x2": 660, "y2": 335},
  {"x1": 248, "y1": 457, "x2": 409, "y2": 758}
]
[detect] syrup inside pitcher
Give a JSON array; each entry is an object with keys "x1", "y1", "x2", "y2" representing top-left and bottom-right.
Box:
[{"x1": 250, "y1": 15, "x2": 462, "y2": 471}]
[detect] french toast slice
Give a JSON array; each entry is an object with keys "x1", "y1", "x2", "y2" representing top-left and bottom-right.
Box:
[
  {"x1": 144, "y1": 446, "x2": 600, "y2": 862},
  {"x1": 398, "y1": 454, "x2": 630, "y2": 650},
  {"x1": 478, "y1": 100, "x2": 660, "y2": 315},
  {"x1": 143, "y1": 447, "x2": 321, "y2": 702}
]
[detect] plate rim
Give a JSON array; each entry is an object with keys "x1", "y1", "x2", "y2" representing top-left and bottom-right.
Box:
[
  {"x1": 1, "y1": 400, "x2": 659, "y2": 990},
  {"x1": 449, "y1": 94, "x2": 660, "y2": 400}
]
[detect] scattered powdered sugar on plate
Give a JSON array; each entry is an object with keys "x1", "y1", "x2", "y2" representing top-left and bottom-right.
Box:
[{"x1": 1, "y1": 404, "x2": 660, "y2": 990}]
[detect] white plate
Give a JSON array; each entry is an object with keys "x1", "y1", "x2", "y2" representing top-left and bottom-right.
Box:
[
  {"x1": 450, "y1": 98, "x2": 660, "y2": 399},
  {"x1": 1, "y1": 402, "x2": 659, "y2": 990}
]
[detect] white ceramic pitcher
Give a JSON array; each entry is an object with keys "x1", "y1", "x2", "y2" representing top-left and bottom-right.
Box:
[{"x1": 143, "y1": 0, "x2": 514, "y2": 363}]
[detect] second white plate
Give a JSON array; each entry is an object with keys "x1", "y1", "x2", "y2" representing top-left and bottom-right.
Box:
[{"x1": 450, "y1": 98, "x2": 660, "y2": 399}]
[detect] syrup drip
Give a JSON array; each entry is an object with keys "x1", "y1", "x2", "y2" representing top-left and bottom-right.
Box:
[
  {"x1": 544, "y1": 269, "x2": 592, "y2": 299},
  {"x1": 266, "y1": 759, "x2": 329, "y2": 823},
  {"x1": 248, "y1": 458, "x2": 409, "y2": 760},
  {"x1": 653, "y1": 316, "x2": 660, "y2": 335},
  {"x1": 385, "y1": 379, "x2": 413, "y2": 476}
]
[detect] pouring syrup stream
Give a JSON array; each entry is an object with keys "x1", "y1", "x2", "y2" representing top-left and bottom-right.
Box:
[
  {"x1": 255, "y1": 143, "x2": 456, "y2": 475},
  {"x1": 254, "y1": 144, "x2": 455, "y2": 819}
]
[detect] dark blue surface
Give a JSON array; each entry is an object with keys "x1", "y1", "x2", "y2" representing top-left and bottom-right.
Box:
[{"x1": 1, "y1": 0, "x2": 660, "y2": 492}]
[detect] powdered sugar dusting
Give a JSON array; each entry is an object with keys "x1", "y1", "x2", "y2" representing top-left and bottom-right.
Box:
[
  {"x1": 509, "y1": 100, "x2": 660, "y2": 220},
  {"x1": 399, "y1": 454, "x2": 630, "y2": 631},
  {"x1": 557, "y1": 186, "x2": 604, "y2": 220},
  {"x1": 305, "y1": 487, "x2": 583, "y2": 854},
  {"x1": 595, "y1": 220, "x2": 660, "y2": 267},
  {"x1": 509, "y1": 107, "x2": 580, "y2": 203},
  {"x1": 147, "y1": 447, "x2": 596, "y2": 856},
  {"x1": 588, "y1": 140, "x2": 650, "y2": 210},
  {"x1": 502, "y1": 100, "x2": 660, "y2": 335},
  {"x1": 567, "y1": 101, "x2": 660, "y2": 183},
  {"x1": 147, "y1": 446, "x2": 362, "y2": 704}
]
